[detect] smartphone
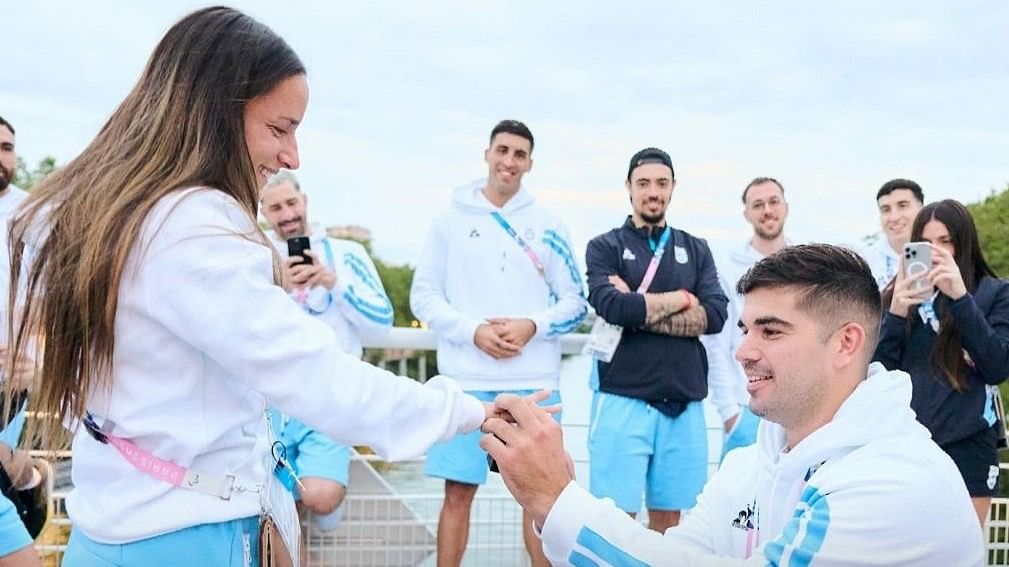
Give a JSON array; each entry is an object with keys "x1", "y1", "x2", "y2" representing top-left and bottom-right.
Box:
[
  {"x1": 286, "y1": 236, "x2": 313, "y2": 266},
  {"x1": 903, "y1": 242, "x2": 931, "y2": 291}
]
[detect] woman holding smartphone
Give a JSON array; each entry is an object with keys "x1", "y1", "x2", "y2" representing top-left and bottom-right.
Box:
[
  {"x1": 875, "y1": 198, "x2": 1009, "y2": 527},
  {"x1": 4, "y1": 7, "x2": 514, "y2": 566}
]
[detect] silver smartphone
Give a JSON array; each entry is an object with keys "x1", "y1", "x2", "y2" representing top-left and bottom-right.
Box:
[{"x1": 903, "y1": 242, "x2": 932, "y2": 291}]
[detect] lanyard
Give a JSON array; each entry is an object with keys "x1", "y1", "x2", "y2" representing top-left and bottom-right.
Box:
[
  {"x1": 636, "y1": 227, "x2": 672, "y2": 294},
  {"x1": 490, "y1": 212, "x2": 546, "y2": 278}
]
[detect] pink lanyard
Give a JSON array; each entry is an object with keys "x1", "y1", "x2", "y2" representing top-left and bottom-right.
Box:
[
  {"x1": 83, "y1": 413, "x2": 247, "y2": 500},
  {"x1": 635, "y1": 227, "x2": 672, "y2": 294},
  {"x1": 490, "y1": 212, "x2": 557, "y2": 300}
]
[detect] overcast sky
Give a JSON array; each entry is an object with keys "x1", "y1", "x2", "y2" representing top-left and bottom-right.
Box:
[{"x1": 4, "y1": 1, "x2": 1007, "y2": 265}]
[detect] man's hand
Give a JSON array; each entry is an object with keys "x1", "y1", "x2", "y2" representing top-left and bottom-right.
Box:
[
  {"x1": 284, "y1": 252, "x2": 337, "y2": 291},
  {"x1": 474, "y1": 324, "x2": 522, "y2": 359},
  {"x1": 487, "y1": 318, "x2": 537, "y2": 349},
  {"x1": 608, "y1": 274, "x2": 631, "y2": 293},
  {"x1": 0, "y1": 345, "x2": 36, "y2": 392},
  {"x1": 480, "y1": 394, "x2": 574, "y2": 527}
]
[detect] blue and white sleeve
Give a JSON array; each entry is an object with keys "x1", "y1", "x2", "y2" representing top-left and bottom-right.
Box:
[
  {"x1": 333, "y1": 240, "x2": 394, "y2": 341},
  {"x1": 530, "y1": 224, "x2": 587, "y2": 339}
]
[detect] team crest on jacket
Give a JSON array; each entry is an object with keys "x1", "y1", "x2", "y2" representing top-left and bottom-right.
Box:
[{"x1": 674, "y1": 245, "x2": 689, "y2": 264}]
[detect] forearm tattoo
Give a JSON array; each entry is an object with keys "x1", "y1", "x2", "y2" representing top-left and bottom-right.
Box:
[{"x1": 644, "y1": 305, "x2": 708, "y2": 337}]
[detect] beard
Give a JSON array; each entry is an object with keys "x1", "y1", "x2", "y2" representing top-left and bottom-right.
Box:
[
  {"x1": 754, "y1": 220, "x2": 783, "y2": 241},
  {"x1": 0, "y1": 164, "x2": 11, "y2": 191},
  {"x1": 640, "y1": 210, "x2": 665, "y2": 224}
]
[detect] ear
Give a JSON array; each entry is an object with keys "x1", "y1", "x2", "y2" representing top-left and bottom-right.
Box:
[
  {"x1": 832, "y1": 321, "x2": 867, "y2": 370},
  {"x1": 526, "y1": 157, "x2": 534, "y2": 173},
  {"x1": 484, "y1": 148, "x2": 491, "y2": 164}
]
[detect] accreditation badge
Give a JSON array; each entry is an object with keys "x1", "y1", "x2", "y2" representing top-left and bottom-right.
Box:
[{"x1": 584, "y1": 317, "x2": 623, "y2": 363}]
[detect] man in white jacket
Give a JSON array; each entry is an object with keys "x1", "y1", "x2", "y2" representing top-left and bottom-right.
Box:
[
  {"x1": 261, "y1": 171, "x2": 394, "y2": 534},
  {"x1": 484, "y1": 244, "x2": 984, "y2": 566},
  {"x1": 411, "y1": 119, "x2": 586, "y2": 567},
  {"x1": 705, "y1": 177, "x2": 792, "y2": 460}
]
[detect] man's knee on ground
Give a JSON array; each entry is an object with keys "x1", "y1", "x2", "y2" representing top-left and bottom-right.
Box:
[{"x1": 299, "y1": 477, "x2": 347, "y2": 515}]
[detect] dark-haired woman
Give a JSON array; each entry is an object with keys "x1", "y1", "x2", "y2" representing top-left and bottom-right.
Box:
[
  {"x1": 875, "y1": 198, "x2": 1009, "y2": 528},
  {"x1": 6, "y1": 7, "x2": 502, "y2": 566}
]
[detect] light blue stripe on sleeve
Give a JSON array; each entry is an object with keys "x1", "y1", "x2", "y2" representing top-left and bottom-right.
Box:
[
  {"x1": 984, "y1": 386, "x2": 998, "y2": 427},
  {"x1": 764, "y1": 485, "x2": 831, "y2": 567},
  {"x1": 343, "y1": 289, "x2": 394, "y2": 325},
  {"x1": 575, "y1": 527, "x2": 650, "y2": 567},
  {"x1": 569, "y1": 550, "x2": 601, "y2": 567},
  {"x1": 344, "y1": 253, "x2": 386, "y2": 295},
  {"x1": 543, "y1": 230, "x2": 584, "y2": 292},
  {"x1": 549, "y1": 309, "x2": 587, "y2": 336}
]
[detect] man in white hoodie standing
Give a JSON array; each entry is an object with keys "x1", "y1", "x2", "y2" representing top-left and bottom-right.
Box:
[
  {"x1": 706, "y1": 177, "x2": 791, "y2": 460},
  {"x1": 411, "y1": 119, "x2": 586, "y2": 567},
  {"x1": 484, "y1": 244, "x2": 984, "y2": 566}
]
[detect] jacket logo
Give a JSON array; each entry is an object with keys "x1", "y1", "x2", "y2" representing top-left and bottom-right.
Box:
[
  {"x1": 622, "y1": 248, "x2": 636, "y2": 261},
  {"x1": 731, "y1": 504, "x2": 755, "y2": 530},
  {"x1": 469, "y1": 229, "x2": 480, "y2": 238},
  {"x1": 674, "y1": 245, "x2": 689, "y2": 264}
]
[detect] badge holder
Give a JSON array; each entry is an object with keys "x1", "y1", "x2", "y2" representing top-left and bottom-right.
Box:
[{"x1": 583, "y1": 317, "x2": 623, "y2": 363}]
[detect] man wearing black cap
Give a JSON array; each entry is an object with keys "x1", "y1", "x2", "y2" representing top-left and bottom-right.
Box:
[{"x1": 582, "y1": 147, "x2": 727, "y2": 532}]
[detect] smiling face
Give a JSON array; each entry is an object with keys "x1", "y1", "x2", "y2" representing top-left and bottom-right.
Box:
[
  {"x1": 735, "y1": 286, "x2": 835, "y2": 437},
  {"x1": 484, "y1": 132, "x2": 533, "y2": 198},
  {"x1": 244, "y1": 74, "x2": 309, "y2": 188},
  {"x1": 743, "y1": 180, "x2": 788, "y2": 241},
  {"x1": 261, "y1": 180, "x2": 309, "y2": 238},
  {"x1": 877, "y1": 188, "x2": 923, "y2": 249},
  {"x1": 627, "y1": 163, "x2": 675, "y2": 226}
]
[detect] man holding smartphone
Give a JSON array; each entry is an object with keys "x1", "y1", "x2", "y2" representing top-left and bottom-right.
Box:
[
  {"x1": 260, "y1": 171, "x2": 395, "y2": 538},
  {"x1": 411, "y1": 120, "x2": 586, "y2": 567},
  {"x1": 861, "y1": 178, "x2": 925, "y2": 290}
]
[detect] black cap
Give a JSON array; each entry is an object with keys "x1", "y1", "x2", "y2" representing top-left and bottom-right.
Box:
[{"x1": 627, "y1": 147, "x2": 674, "y2": 181}]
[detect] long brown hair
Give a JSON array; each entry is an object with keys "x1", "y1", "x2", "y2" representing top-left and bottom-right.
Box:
[
  {"x1": 6, "y1": 6, "x2": 304, "y2": 447},
  {"x1": 881, "y1": 199, "x2": 996, "y2": 390}
]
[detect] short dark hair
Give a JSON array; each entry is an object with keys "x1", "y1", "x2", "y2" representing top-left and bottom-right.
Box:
[
  {"x1": 738, "y1": 244, "x2": 881, "y2": 350},
  {"x1": 0, "y1": 116, "x2": 13, "y2": 135},
  {"x1": 742, "y1": 177, "x2": 784, "y2": 204},
  {"x1": 626, "y1": 147, "x2": 674, "y2": 181},
  {"x1": 489, "y1": 120, "x2": 534, "y2": 152},
  {"x1": 876, "y1": 178, "x2": 923, "y2": 204}
]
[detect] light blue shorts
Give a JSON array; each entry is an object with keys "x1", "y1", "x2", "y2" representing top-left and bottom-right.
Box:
[
  {"x1": 0, "y1": 494, "x2": 32, "y2": 557},
  {"x1": 720, "y1": 406, "x2": 760, "y2": 462},
  {"x1": 425, "y1": 389, "x2": 561, "y2": 485},
  {"x1": 268, "y1": 410, "x2": 350, "y2": 496},
  {"x1": 588, "y1": 391, "x2": 707, "y2": 513},
  {"x1": 62, "y1": 516, "x2": 260, "y2": 566}
]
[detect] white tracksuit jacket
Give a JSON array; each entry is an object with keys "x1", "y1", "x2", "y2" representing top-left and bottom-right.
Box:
[
  {"x1": 270, "y1": 226, "x2": 392, "y2": 357},
  {"x1": 26, "y1": 188, "x2": 485, "y2": 543},
  {"x1": 410, "y1": 179, "x2": 586, "y2": 391},
  {"x1": 540, "y1": 364, "x2": 984, "y2": 566}
]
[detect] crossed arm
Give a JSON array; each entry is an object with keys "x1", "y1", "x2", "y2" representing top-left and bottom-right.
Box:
[{"x1": 611, "y1": 275, "x2": 708, "y2": 337}]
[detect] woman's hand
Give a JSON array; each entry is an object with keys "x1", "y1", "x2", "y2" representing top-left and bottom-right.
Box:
[
  {"x1": 889, "y1": 256, "x2": 933, "y2": 318},
  {"x1": 928, "y1": 244, "x2": 967, "y2": 300}
]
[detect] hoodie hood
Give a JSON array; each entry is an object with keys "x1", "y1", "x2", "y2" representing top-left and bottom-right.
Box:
[
  {"x1": 757, "y1": 363, "x2": 927, "y2": 469},
  {"x1": 451, "y1": 178, "x2": 536, "y2": 215}
]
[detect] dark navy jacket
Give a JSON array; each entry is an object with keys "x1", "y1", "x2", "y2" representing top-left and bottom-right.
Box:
[
  {"x1": 874, "y1": 276, "x2": 1009, "y2": 446},
  {"x1": 586, "y1": 217, "x2": 728, "y2": 413}
]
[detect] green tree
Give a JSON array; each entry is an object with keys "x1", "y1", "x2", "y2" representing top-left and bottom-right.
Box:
[
  {"x1": 12, "y1": 156, "x2": 58, "y2": 191},
  {"x1": 968, "y1": 183, "x2": 1009, "y2": 277}
]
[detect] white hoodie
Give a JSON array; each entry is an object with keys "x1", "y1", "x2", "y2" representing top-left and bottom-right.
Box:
[
  {"x1": 411, "y1": 180, "x2": 586, "y2": 390},
  {"x1": 860, "y1": 236, "x2": 900, "y2": 291},
  {"x1": 541, "y1": 364, "x2": 984, "y2": 566},
  {"x1": 27, "y1": 188, "x2": 485, "y2": 543},
  {"x1": 269, "y1": 226, "x2": 392, "y2": 357}
]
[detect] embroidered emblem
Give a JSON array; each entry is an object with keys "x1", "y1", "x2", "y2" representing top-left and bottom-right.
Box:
[
  {"x1": 622, "y1": 248, "x2": 637, "y2": 261},
  {"x1": 674, "y1": 245, "x2": 689, "y2": 264},
  {"x1": 469, "y1": 228, "x2": 480, "y2": 238},
  {"x1": 988, "y1": 465, "x2": 999, "y2": 490}
]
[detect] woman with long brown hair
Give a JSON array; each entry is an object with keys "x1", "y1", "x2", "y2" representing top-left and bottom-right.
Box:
[
  {"x1": 6, "y1": 7, "x2": 495, "y2": 565},
  {"x1": 875, "y1": 198, "x2": 1009, "y2": 527}
]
